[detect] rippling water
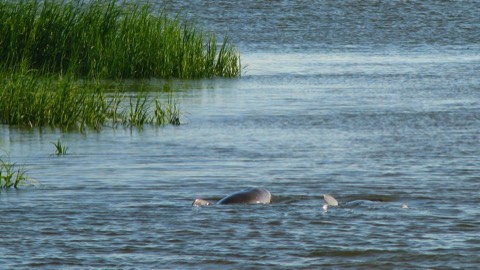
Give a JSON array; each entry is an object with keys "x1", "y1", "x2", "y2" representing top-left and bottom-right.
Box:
[{"x1": 1, "y1": 0, "x2": 480, "y2": 269}]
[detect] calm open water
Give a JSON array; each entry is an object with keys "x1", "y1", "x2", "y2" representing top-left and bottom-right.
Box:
[{"x1": 1, "y1": 1, "x2": 480, "y2": 269}]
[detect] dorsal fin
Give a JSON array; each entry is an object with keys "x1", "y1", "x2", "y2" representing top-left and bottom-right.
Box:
[{"x1": 323, "y1": 194, "x2": 338, "y2": 206}]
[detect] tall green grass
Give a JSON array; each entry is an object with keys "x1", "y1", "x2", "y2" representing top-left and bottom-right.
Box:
[
  {"x1": 0, "y1": 0, "x2": 241, "y2": 79},
  {"x1": 0, "y1": 72, "x2": 181, "y2": 132}
]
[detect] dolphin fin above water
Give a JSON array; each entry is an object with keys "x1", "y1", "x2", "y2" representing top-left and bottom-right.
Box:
[{"x1": 323, "y1": 194, "x2": 339, "y2": 206}]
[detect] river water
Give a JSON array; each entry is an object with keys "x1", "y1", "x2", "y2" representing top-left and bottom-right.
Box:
[{"x1": 1, "y1": 0, "x2": 480, "y2": 269}]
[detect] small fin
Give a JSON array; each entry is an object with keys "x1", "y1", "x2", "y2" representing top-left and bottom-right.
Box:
[
  {"x1": 323, "y1": 194, "x2": 338, "y2": 206},
  {"x1": 192, "y1": 198, "x2": 212, "y2": 207}
]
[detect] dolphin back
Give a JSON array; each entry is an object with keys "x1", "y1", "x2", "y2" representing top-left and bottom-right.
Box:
[{"x1": 217, "y1": 188, "x2": 271, "y2": 205}]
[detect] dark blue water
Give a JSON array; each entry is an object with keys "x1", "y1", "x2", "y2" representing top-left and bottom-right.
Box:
[{"x1": 1, "y1": 1, "x2": 480, "y2": 269}]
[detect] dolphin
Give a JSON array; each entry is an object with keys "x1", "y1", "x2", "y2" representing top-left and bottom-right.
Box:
[
  {"x1": 323, "y1": 194, "x2": 338, "y2": 206},
  {"x1": 322, "y1": 193, "x2": 339, "y2": 211},
  {"x1": 192, "y1": 188, "x2": 271, "y2": 206}
]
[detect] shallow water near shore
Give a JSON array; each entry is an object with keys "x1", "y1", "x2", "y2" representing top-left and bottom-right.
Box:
[{"x1": 1, "y1": 0, "x2": 480, "y2": 269}]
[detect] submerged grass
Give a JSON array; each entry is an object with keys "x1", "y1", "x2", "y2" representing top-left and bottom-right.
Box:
[
  {"x1": 0, "y1": 72, "x2": 181, "y2": 132},
  {"x1": 0, "y1": 0, "x2": 241, "y2": 79}
]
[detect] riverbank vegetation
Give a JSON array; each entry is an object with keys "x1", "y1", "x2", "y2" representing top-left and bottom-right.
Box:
[
  {"x1": 0, "y1": 72, "x2": 180, "y2": 131},
  {"x1": 0, "y1": 0, "x2": 240, "y2": 131},
  {"x1": 0, "y1": 0, "x2": 241, "y2": 79}
]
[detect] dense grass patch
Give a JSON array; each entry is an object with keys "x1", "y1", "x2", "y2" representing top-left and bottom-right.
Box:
[
  {"x1": 0, "y1": 0, "x2": 241, "y2": 79},
  {"x1": 0, "y1": 72, "x2": 181, "y2": 132}
]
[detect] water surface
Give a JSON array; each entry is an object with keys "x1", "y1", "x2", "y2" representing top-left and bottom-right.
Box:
[{"x1": 1, "y1": 0, "x2": 480, "y2": 269}]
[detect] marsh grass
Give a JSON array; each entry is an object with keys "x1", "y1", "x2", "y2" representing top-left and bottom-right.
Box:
[
  {"x1": 0, "y1": 157, "x2": 28, "y2": 189},
  {"x1": 126, "y1": 90, "x2": 180, "y2": 128},
  {"x1": 155, "y1": 96, "x2": 180, "y2": 126},
  {"x1": 128, "y1": 93, "x2": 149, "y2": 127},
  {"x1": 52, "y1": 139, "x2": 68, "y2": 155},
  {"x1": 0, "y1": 0, "x2": 241, "y2": 79},
  {"x1": 0, "y1": 72, "x2": 181, "y2": 131}
]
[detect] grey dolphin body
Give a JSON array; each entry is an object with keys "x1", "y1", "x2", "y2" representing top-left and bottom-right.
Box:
[{"x1": 192, "y1": 188, "x2": 271, "y2": 206}]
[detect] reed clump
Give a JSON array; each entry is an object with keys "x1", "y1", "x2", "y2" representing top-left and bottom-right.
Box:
[
  {"x1": 0, "y1": 0, "x2": 241, "y2": 79},
  {"x1": 0, "y1": 72, "x2": 181, "y2": 132},
  {"x1": 52, "y1": 139, "x2": 68, "y2": 155},
  {"x1": 0, "y1": 157, "x2": 28, "y2": 189}
]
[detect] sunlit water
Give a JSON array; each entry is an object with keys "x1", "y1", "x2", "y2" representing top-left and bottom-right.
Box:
[{"x1": 1, "y1": 1, "x2": 480, "y2": 269}]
